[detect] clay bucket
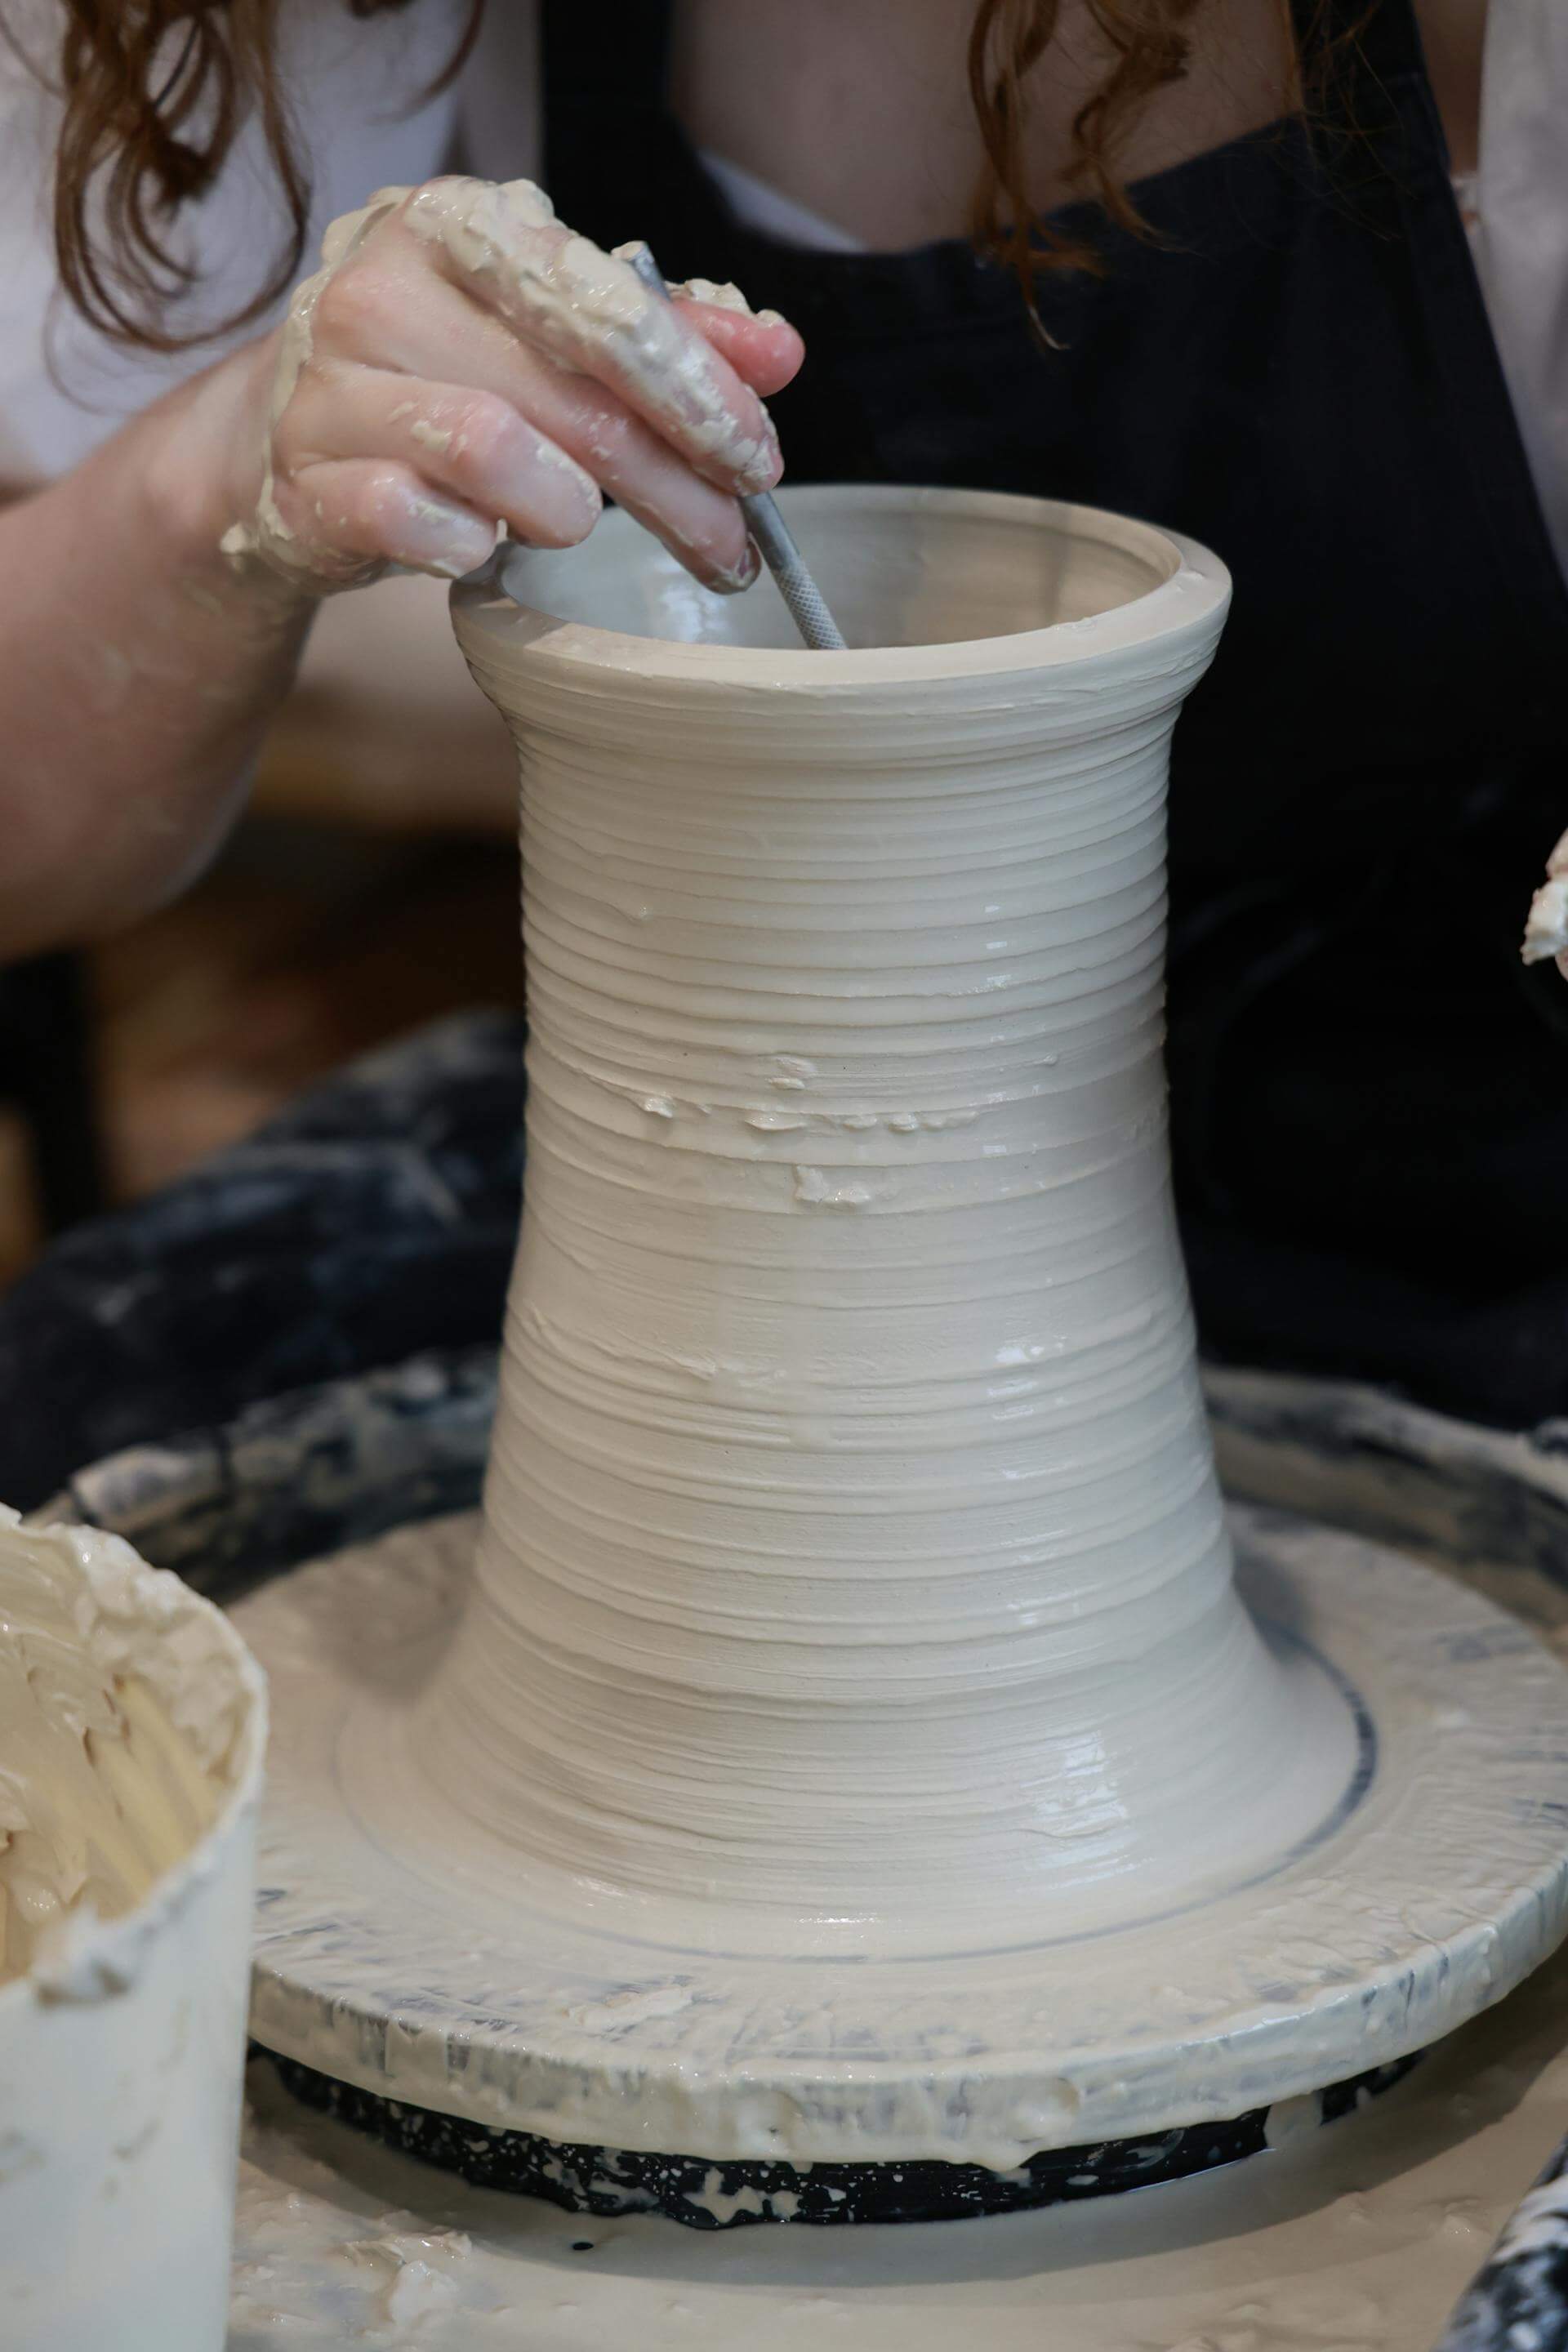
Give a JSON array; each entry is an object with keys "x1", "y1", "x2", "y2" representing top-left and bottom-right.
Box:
[{"x1": 0, "y1": 1512, "x2": 266, "y2": 2352}]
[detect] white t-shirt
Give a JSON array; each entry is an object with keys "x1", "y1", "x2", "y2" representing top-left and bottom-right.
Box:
[
  {"x1": 1464, "y1": 0, "x2": 1568, "y2": 574},
  {"x1": 2, "y1": 0, "x2": 1562, "y2": 575},
  {"x1": 0, "y1": 0, "x2": 499, "y2": 479}
]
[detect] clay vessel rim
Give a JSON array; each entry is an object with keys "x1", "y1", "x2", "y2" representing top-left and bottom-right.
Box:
[{"x1": 451, "y1": 483, "x2": 1232, "y2": 690}]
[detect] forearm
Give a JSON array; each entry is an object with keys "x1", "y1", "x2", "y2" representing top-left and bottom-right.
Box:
[
  {"x1": 0, "y1": 340, "x2": 314, "y2": 958},
  {"x1": 0, "y1": 173, "x2": 803, "y2": 961}
]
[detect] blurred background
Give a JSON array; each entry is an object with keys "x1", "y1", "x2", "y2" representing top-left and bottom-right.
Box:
[{"x1": 0, "y1": 572, "x2": 523, "y2": 1285}]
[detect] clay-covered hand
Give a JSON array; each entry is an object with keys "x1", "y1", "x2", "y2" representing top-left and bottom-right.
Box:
[
  {"x1": 219, "y1": 177, "x2": 803, "y2": 596},
  {"x1": 1522, "y1": 827, "x2": 1568, "y2": 981}
]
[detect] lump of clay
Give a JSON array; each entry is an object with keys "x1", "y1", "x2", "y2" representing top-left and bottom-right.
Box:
[
  {"x1": 0, "y1": 1510, "x2": 249, "y2": 1981},
  {"x1": 1522, "y1": 826, "x2": 1568, "y2": 973}
]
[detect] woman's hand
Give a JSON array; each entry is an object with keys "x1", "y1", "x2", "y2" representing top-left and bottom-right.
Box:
[{"x1": 219, "y1": 177, "x2": 804, "y2": 598}]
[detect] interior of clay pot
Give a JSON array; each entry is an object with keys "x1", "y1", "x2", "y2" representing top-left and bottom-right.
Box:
[{"x1": 492, "y1": 484, "x2": 1183, "y2": 652}]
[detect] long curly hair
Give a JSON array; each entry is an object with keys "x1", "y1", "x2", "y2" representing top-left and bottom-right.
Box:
[{"x1": 29, "y1": 0, "x2": 1324, "y2": 353}]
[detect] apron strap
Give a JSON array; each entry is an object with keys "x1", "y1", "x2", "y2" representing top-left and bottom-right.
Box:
[
  {"x1": 540, "y1": 0, "x2": 725, "y2": 273},
  {"x1": 540, "y1": 0, "x2": 670, "y2": 109}
]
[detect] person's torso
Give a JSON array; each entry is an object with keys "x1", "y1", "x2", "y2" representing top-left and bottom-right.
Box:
[{"x1": 543, "y1": 0, "x2": 1568, "y2": 1377}]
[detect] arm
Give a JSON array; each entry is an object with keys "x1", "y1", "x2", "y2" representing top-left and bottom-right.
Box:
[
  {"x1": 0, "y1": 344, "x2": 310, "y2": 959},
  {"x1": 0, "y1": 176, "x2": 802, "y2": 958}
]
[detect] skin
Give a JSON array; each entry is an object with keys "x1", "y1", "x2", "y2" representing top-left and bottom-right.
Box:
[
  {"x1": 0, "y1": 0, "x2": 1486, "y2": 957},
  {"x1": 0, "y1": 200, "x2": 800, "y2": 956},
  {"x1": 230, "y1": 181, "x2": 800, "y2": 592}
]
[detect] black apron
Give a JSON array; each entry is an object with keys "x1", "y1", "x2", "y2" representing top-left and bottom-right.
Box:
[
  {"x1": 543, "y1": 0, "x2": 1568, "y2": 1421},
  {"x1": 2, "y1": 0, "x2": 1565, "y2": 1511}
]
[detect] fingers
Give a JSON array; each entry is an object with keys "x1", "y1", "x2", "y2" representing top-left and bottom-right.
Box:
[
  {"x1": 267, "y1": 459, "x2": 495, "y2": 583},
  {"x1": 297, "y1": 270, "x2": 757, "y2": 587},
  {"x1": 392, "y1": 180, "x2": 786, "y2": 498},
  {"x1": 521, "y1": 363, "x2": 756, "y2": 587},
  {"x1": 565, "y1": 418, "x2": 760, "y2": 594},
  {"x1": 280, "y1": 363, "x2": 603, "y2": 550},
  {"x1": 227, "y1": 174, "x2": 804, "y2": 596},
  {"x1": 670, "y1": 299, "x2": 804, "y2": 399}
]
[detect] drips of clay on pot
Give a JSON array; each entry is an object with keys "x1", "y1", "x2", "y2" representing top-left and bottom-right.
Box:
[
  {"x1": 0, "y1": 1509, "x2": 267, "y2": 2351},
  {"x1": 234, "y1": 488, "x2": 1568, "y2": 2215}
]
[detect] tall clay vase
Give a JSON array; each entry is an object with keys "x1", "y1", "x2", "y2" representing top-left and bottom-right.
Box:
[{"x1": 430, "y1": 488, "x2": 1350, "y2": 1954}]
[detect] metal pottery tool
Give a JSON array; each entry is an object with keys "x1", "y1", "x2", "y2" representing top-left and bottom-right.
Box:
[{"x1": 623, "y1": 241, "x2": 848, "y2": 651}]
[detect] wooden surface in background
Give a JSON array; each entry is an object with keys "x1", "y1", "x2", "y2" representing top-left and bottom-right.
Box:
[
  {"x1": 0, "y1": 821, "x2": 523, "y2": 1290},
  {"x1": 253, "y1": 572, "x2": 519, "y2": 837},
  {"x1": 0, "y1": 569, "x2": 523, "y2": 1287},
  {"x1": 96, "y1": 823, "x2": 523, "y2": 1204}
]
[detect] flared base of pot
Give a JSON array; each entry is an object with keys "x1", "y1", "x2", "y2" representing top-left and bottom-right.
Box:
[{"x1": 235, "y1": 1503, "x2": 1568, "y2": 2206}]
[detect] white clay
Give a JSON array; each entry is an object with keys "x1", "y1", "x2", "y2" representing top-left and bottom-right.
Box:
[
  {"x1": 228, "y1": 1367, "x2": 1568, "y2": 2333},
  {"x1": 220, "y1": 187, "x2": 405, "y2": 583},
  {"x1": 418, "y1": 484, "x2": 1332, "y2": 1935},
  {"x1": 225, "y1": 1935, "x2": 1568, "y2": 2351},
  {"x1": 0, "y1": 1510, "x2": 267, "y2": 2352},
  {"x1": 1522, "y1": 824, "x2": 1568, "y2": 969},
  {"x1": 225, "y1": 1379, "x2": 1568, "y2": 2342},
  {"x1": 0, "y1": 1517, "x2": 229, "y2": 1976},
  {"x1": 659, "y1": 272, "x2": 754, "y2": 312}
]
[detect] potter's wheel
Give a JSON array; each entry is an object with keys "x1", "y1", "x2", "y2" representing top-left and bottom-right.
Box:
[
  {"x1": 37, "y1": 1360, "x2": 1568, "y2": 2340},
  {"x1": 226, "y1": 1486, "x2": 1568, "y2": 2227},
  {"x1": 229, "y1": 489, "x2": 1568, "y2": 2229}
]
